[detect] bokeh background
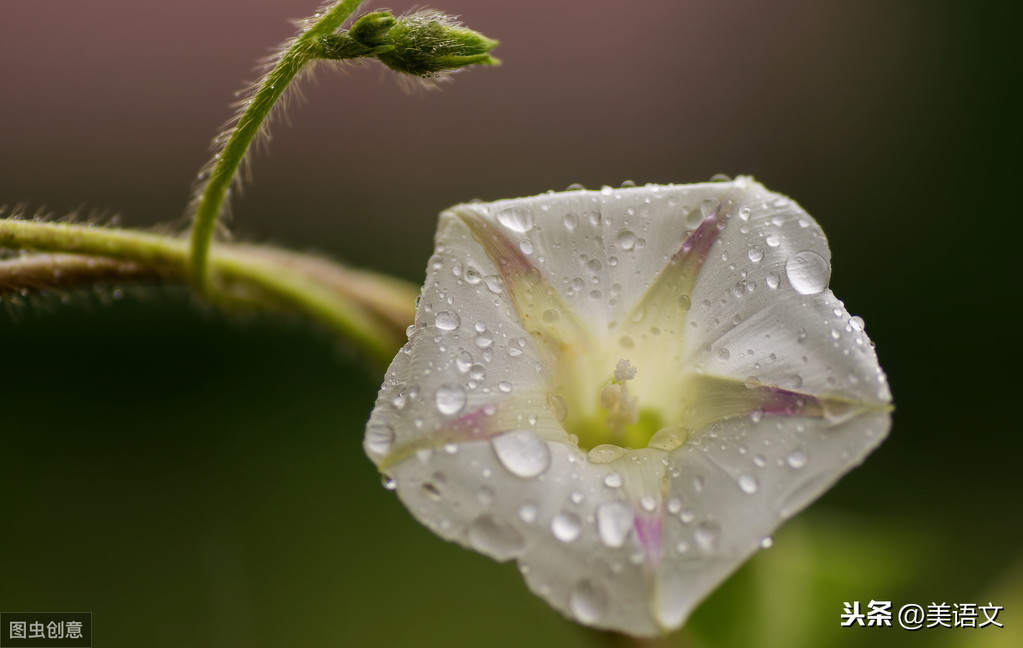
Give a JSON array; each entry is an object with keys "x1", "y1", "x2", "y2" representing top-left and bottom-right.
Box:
[{"x1": 1, "y1": 1, "x2": 1018, "y2": 646}]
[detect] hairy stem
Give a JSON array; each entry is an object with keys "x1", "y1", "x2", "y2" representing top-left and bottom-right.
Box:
[
  {"x1": 189, "y1": 0, "x2": 366, "y2": 290},
  {"x1": 1, "y1": 219, "x2": 416, "y2": 365}
]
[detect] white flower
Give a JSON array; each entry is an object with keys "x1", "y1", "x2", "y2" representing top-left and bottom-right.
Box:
[{"x1": 363, "y1": 177, "x2": 892, "y2": 636}]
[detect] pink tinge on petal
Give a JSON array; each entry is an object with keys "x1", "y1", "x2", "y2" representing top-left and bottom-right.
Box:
[
  {"x1": 757, "y1": 386, "x2": 821, "y2": 416},
  {"x1": 634, "y1": 510, "x2": 663, "y2": 564},
  {"x1": 677, "y1": 200, "x2": 728, "y2": 263},
  {"x1": 455, "y1": 210, "x2": 539, "y2": 299}
]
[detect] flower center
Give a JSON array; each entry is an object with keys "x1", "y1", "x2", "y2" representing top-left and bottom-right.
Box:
[{"x1": 553, "y1": 345, "x2": 690, "y2": 455}]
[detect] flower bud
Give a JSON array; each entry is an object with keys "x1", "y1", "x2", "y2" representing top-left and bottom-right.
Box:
[{"x1": 375, "y1": 11, "x2": 499, "y2": 78}]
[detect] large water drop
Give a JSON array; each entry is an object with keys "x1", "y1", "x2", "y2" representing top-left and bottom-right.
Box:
[
  {"x1": 496, "y1": 206, "x2": 534, "y2": 232},
  {"x1": 785, "y1": 251, "x2": 830, "y2": 295},
  {"x1": 467, "y1": 514, "x2": 525, "y2": 560},
  {"x1": 435, "y1": 384, "x2": 467, "y2": 415},
  {"x1": 595, "y1": 501, "x2": 634, "y2": 548},
  {"x1": 569, "y1": 579, "x2": 608, "y2": 624},
  {"x1": 491, "y1": 430, "x2": 551, "y2": 478}
]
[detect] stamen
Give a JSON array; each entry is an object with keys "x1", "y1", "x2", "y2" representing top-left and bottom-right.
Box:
[{"x1": 600, "y1": 359, "x2": 639, "y2": 441}]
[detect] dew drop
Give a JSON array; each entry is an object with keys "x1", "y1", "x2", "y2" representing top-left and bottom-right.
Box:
[
  {"x1": 786, "y1": 449, "x2": 808, "y2": 469},
  {"x1": 492, "y1": 430, "x2": 551, "y2": 478},
  {"x1": 467, "y1": 514, "x2": 525, "y2": 560},
  {"x1": 747, "y1": 245, "x2": 764, "y2": 263},
  {"x1": 648, "y1": 425, "x2": 689, "y2": 451},
  {"x1": 365, "y1": 423, "x2": 395, "y2": 455},
  {"x1": 519, "y1": 501, "x2": 539, "y2": 523},
  {"x1": 694, "y1": 520, "x2": 720, "y2": 552},
  {"x1": 760, "y1": 536, "x2": 774, "y2": 549},
  {"x1": 435, "y1": 384, "x2": 467, "y2": 415},
  {"x1": 766, "y1": 272, "x2": 780, "y2": 289},
  {"x1": 700, "y1": 199, "x2": 718, "y2": 219},
  {"x1": 382, "y1": 475, "x2": 397, "y2": 491},
  {"x1": 422, "y1": 479, "x2": 443, "y2": 501},
  {"x1": 484, "y1": 275, "x2": 504, "y2": 294},
  {"x1": 785, "y1": 251, "x2": 830, "y2": 295},
  {"x1": 496, "y1": 206, "x2": 534, "y2": 232},
  {"x1": 678, "y1": 294, "x2": 692, "y2": 312},
  {"x1": 434, "y1": 311, "x2": 460, "y2": 331},
  {"x1": 569, "y1": 579, "x2": 608, "y2": 624},
  {"x1": 551, "y1": 511, "x2": 582, "y2": 543},
  {"x1": 548, "y1": 394, "x2": 568, "y2": 421},
  {"x1": 587, "y1": 444, "x2": 628, "y2": 464},
  {"x1": 616, "y1": 230, "x2": 637, "y2": 251},
  {"x1": 498, "y1": 380, "x2": 513, "y2": 393},
  {"x1": 595, "y1": 502, "x2": 633, "y2": 548},
  {"x1": 603, "y1": 472, "x2": 623, "y2": 488},
  {"x1": 765, "y1": 233, "x2": 781, "y2": 247},
  {"x1": 738, "y1": 473, "x2": 759, "y2": 495}
]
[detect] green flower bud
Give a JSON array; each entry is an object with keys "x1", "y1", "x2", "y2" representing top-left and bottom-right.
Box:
[
  {"x1": 318, "y1": 11, "x2": 398, "y2": 60},
  {"x1": 375, "y1": 11, "x2": 499, "y2": 78}
]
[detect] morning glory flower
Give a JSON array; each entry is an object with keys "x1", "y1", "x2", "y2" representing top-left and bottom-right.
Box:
[{"x1": 363, "y1": 177, "x2": 891, "y2": 636}]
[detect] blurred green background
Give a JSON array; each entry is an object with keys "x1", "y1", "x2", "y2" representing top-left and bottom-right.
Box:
[{"x1": 1, "y1": 0, "x2": 1018, "y2": 646}]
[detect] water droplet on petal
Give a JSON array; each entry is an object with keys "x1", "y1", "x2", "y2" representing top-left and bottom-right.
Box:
[
  {"x1": 787, "y1": 448, "x2": 808, "y2": 468},
  {"x1": 616, "y1": 230, "x2": 637, "y2": 251},
  {"x1": 765, "y1": 233, "x2": 781, "y2": 247},
  {"x1": 694, "y1": 520, "x2": 720, "y2": 552},
  {"x1": 760, "y1": 536, "x2": 774, "y2": 549},
  {"x1": 492, "y1": 430, "x2": 551, "y2": 478},
  {"x1": 548, "y1": 394, "x2": 568, "y2": 421},
  {"x1": 434, "y1": 311, "x2": 460, "y2": 331},
  {"x1": 595, "y1": 501, "x2": 633, "y2": 548},
  {"x1": 496, "y1": 206, "x2": 534, "y2": 232},
  {"x1": 365, "y1": 423, "x2": 395, "y2": 455},
  {"x1": 603, "y1": 472, "x2": 623, "y2": 488},
  {"x1": 551, "y1": 511, "x2": 582, "y2": 543},
  {"x1": 700, "y1": 199, "x2": 718, "y2": 219},
  {"x1": 468, "y1": 514, "x2": 525, "y2": 560},
  {"x1": 569, "y1": 579, "x2": 608, "y2": 624},
  {"x1": 785, "y1": 250, "x2": 830, "y2": 295},
  {"x1": 738, "y1": 474, "x2": 759, "y2": 494},
  {"x1": 587, "y1": 444, "x2": 628, "y2": 464},
  {"x1": 435, "y1": 384, "x2": 467, "y2": 415},
  {"x1": 519, "y1": 501, "x2": 539, "y2": 523},
  {"x1": 747, "y1": 245, "x2": 764, "y2": 262},
  {"x1": 382, "y1": 475, "x2": 397, "y2": 490},
  {"x1": 648, "y1": 425, "x2": 689, "y2": 451}
]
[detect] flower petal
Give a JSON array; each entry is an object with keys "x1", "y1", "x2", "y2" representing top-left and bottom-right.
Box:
[{"x1": 364, "y1": 177, "x2": 892, "y2": 637}]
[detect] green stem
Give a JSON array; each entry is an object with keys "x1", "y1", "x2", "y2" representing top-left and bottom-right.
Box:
[
  {"x1": 1, "y1": 218, "x2": 416, "y2": 365},
  {"x1": 189, "y1": 0, "x2": 366, "y2": 290}
]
